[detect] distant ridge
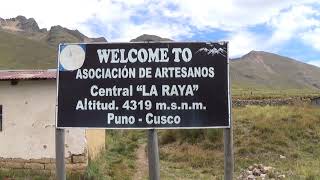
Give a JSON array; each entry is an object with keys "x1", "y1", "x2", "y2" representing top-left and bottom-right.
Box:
[
  {"x1": 0, "y1": 15, "x2": 107, "y2": 48},
  {"x1": 130, "y1": 34, "x2": 172, "y2": 42},
  {"x1": 1, "y1": 16, "x2": 319, "y2": 91},
  {"x1": 230, "y1": 51, "x2": 320, "y2": 90},
  {"x1": 0, "y1": 15, "x2": 107, "y2": 69}
]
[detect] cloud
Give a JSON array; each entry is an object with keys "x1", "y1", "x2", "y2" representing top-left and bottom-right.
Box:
[
  {"x1": 307, "y1": 60, "x2": 320, "y2": 67},
  {"x1": 224, "y1": 30, "x2": 264, "y2": 57},
  {"x1": 268, "y1": 5, "x2": 320, "y2": 45},
  {"x1": 0, "y1": 0, "x2": 319, "y2": 60},
  {"x1": 301, "y1": 28, "x2": 320, "y2": 51}
]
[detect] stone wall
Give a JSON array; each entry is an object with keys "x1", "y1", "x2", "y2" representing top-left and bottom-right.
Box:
[
  {"x1": 232, "y1": 97, "x2": 311, "y2": 107},
  {"x1": 0, "y1": 153, "x2": 87, "y2": 174}
]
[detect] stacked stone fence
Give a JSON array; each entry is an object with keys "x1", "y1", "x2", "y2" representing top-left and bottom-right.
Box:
[
  {"x1": 0, "y1": 153, "x2": 87, "y2": 174},
  {"x1": 232, "y1": 97, "x2": 311, "y2": 107}
]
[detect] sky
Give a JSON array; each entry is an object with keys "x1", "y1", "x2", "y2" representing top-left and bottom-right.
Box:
[{"x1": 0, "y1": 0, "x2": 319, "y2": 67}]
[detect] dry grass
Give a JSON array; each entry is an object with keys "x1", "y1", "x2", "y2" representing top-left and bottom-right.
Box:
[
  {"x1": 232, "y1": 88, "x2": 320, "y2": 100},
  {"x1": 159, "y1": 105, "x2": 320, "y2": 179},
  {"x1": 2, "y1": 105, "x2": 319, "y2": 179},
  {"x1": 85, "y1": 130, "x2": 145, "y2": 180}
]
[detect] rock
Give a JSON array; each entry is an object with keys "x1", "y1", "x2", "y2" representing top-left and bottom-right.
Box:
[
  {"x1": 260, "y1": 174, "x2": 266, "y2": 178},
  {"x1": 72, "y1": 155, "x2": 86, "y2": 163},
  {"x1": 247, "y1": 174, "x2": 255, "y2": 180},
  {"x1": 252, "y1": 168, "x2": 261, "y2": 176},
  {"x1": 280, "y1": 155, "x2": 286, "y2": 159},
  {"x1": 248, "y1": 165, "x2": 254, "y2": 171},
  {"x1": 278, "y1": 174, "x2": 286, "y2": 178},
  {"x1": 44, "y1": 163, "x2": 55, "y2": 170},
  {"x1": 3, "y1": 162, "x2": 24, "y2": 169},
  {"x1": 258, "y1": 164, "x2": 264, "y2": 169},
  {"x1": 253, "y1": 163, "x2": 258, "y2": 168},
  {"x1": 263, "y1": 166, "x2": 273, "y2": 173},
  {"x1": 15, "y1": 15, "x2": 40, "y2": 33},
  {"x1": 246, "y1": 170, "x2": 253, "y2": 175},
  {"x1": 66, "y1": 163, "x2": 86, "y2": 171}
]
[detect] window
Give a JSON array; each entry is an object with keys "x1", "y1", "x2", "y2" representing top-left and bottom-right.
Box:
[{"x1": 0, "y1": 105, "x2": 2, "y2": 131}]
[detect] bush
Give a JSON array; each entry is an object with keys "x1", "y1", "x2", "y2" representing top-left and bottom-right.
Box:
[
  {"x1": 177, "y1": 129, "x2": 205, "y2": 144},
  {"x1": 205, "y1": 129, "x2": 223, "y2": 143},
  {"x1": 160, "y1": 130, "x2": 177, "y2": 145}
]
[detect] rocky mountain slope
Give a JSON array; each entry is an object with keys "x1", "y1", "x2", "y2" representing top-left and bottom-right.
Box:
[
  {"x1": 231, "y1": 51, "x2": 320, "y2": 90},
  {"x1": 0, "y1": 16, "x2": 319, "y2": 91},
  {"x1": 0, "y1": 16, "x2": 106, "y2": 47},
  {"x1": 130, "y1": 34, "x2": 172, "y2": 42},
  {"x1": 0, "y1": 15, "x2": 107, "y2": 69},
  {"x1": 130, "y1": 34, "x2": 320, "y2": 90}
]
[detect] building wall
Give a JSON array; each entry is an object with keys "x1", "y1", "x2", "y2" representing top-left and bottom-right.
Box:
[
  {"x1": 86, "y1": 129, "x2": 105, "y2": 160},
  {"x1": 0, "y1": 79, "x2": 107, "y2": 172},
  {"x1": 0, "y1": 80, "x2": 87, "y2": 159},
  {"x1": 0, "y1": 79, "x2": 106, "y2": 172}
]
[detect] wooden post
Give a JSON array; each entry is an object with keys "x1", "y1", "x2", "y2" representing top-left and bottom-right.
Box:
[
  {"x1": 148, "y1": 129, "x2": 160, "y2": 180},
  {"x1": 224, "y1": 126, "x2": 234, "y2": 180},
  {"x1": 55, "y1": 128, "x2": 66, "y2": 180}
]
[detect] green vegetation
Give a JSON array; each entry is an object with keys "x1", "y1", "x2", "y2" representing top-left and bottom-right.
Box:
[
  {"x1": 46, "y1": 26, "x2": 84, "y2": 47},
  {"x1": 1, "y1": 105, "x2": 319, "y2": 179},
  {"x1": 232, "y1": 87, "x2": 320, "y2": 99},
  {"x1": 158, "y1": 105, "x2": 320, "y2": 179},
  {"x1": 0, "y1": 169, "x2": 51, "y2": 180},
  {"x1": 0, "y1": 169, "x2": 83, "y2": 180},
  {"x1": 85, "y1": 130, "x2": 145, "y2": 180},
  {"x1": 230, "y1": 51, "x2": 320, "y2": 91},
  {"x1": 0, "y1": 30, "x2": 57, "y2": 70},
  {"x1": 0, "y1": 30, "x2": 56, "y2": 69}
]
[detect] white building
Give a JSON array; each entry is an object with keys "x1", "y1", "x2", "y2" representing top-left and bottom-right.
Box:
[{"x1": 0, "y1": 70, "x2": 105, "y2": 172}]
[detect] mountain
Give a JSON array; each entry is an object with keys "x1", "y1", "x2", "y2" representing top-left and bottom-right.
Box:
[
  {"x1": 0, "y1": 30, "x2": 56, "y2": 69},
  {"x1": 0, "y1": 16, "x2": 319, "y2": 91},
  {"x1": 130, "y1": 34, "x2": 172, "y2": 42},
  {"x1": 0, "y1": 16, "x2": 107, "y2": 46},
  {"x1": 0, "y1": 15, "x2": 107, "y2": 69},
  {"x1": 230, "y1": 51, "x2": 320, "y2": 90},
  {"x1": 131, "y1": 36, "x2": 320, "y2": 91}
]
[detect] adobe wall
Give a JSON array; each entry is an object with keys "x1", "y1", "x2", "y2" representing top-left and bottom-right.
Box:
[{"x1": 0, "y1": 80, "x2": 87, "y2": 171}]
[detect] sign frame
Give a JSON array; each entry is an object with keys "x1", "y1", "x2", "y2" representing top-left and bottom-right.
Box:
[{"x1": 55, "y1": 41, "x2": 231, "y2": 129}]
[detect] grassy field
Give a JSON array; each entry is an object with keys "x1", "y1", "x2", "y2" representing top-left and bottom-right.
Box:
[
  {"x1": 84, "y1": 104, "x2": 320, "y2": 179},
  {"x1": 158, "y1": 105, "x2": 320, "y2": 179},
  {"x1": 85, "y1": 130, "x2": 145, "y2": 180},
  {"x1": 232, "y1": 87, "x2": 320, "y2": 99},
  {"x1": 1, "y1": 105, "x2": 320, "y2": 179}
]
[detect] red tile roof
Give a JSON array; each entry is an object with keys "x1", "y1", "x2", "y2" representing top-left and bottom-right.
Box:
[{"x1": 0, "y1": 70, "x2": 56, "y2": 80}]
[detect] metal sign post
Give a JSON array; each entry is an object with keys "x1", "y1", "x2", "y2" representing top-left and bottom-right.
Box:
[
  {"x1": 148, "y1": 129, "x2": 160, "y2": 180},
  {"x1": 224, "y1": 60, "x2": 234, "y2": 180},
  {"x1": 56, "y1": 42, "x2": 231, "y2": 179},
  {"x1": 224, "y1": 127, "x2": 234, "y2": 180},
  {"x1": 55, "y1": 128, "x2": 66, "y2": 180}
]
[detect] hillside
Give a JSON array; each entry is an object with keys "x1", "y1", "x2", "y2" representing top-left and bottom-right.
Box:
[
  {"x1": 0, "y1": 16, "x2": 320, "y2": 93},
  {"x1": 0, "y1": 30, "x2": 56, "y2": 69},
  {"x1": 0, "y1": 16, "x2": 107, "y2": 69},
  {"x1": 129, "y1": 35, "x2": 320, "y2": 92},
  {"x1": 130, "y1": 34, "x2": 172, "y2": 42},
  {"x1": 231, "y1": 51, "x2": 320, "y2": 90}
]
